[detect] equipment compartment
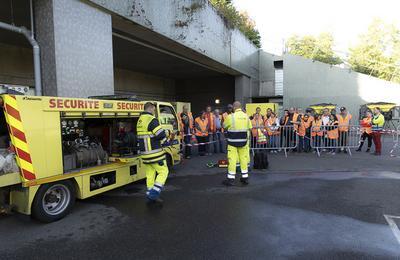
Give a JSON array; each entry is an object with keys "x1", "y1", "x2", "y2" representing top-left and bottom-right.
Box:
[
  {"x1": 61, "y1": 116, "x2": 139, "y2": 172},
  {"x1": 0, "y1": 107, "x2": 19, "y2": 176}
]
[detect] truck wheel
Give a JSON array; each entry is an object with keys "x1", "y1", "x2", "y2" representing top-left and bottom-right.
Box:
[{"x1": 32, "y1": 180, "x2": 75, "y2": 223}]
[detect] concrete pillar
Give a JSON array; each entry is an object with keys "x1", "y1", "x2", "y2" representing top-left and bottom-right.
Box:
[
  {"x1": 34, "y1": 0, "x2": 114, "y2": 97},
  {"x1": 235, "y1": 75, "x2": 252, "y2": 105}
]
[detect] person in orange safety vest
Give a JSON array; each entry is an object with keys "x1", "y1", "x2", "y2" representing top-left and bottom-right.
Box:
[
  {"x1": 265, "y1": 112, "x2": 280, "y2": 152},
  {"x1": 251, "y1": 111, "x2": 266, "y2": 147},
  {"x1": 326, "y1": 114, "x2": 339, "y2": 154},
  {"x1": 298, "y1": 114, "x2": 312, "y2": 152},
  {"x1": 356, "y1": 111, "x2": 373, "y2": 152},
  {"x1": 178, "y1": 105, "x2": 194, "y2": 159},
  {"x1": 337, "y1": 106, "x2": 352, "y2": 153},
  {"x1": 205, "y1": 105, "x2": 215, "y2": 155},
  {"x1": 195, "y1": 111, "x2": 209, "y2": 156},
  {"x1": 311, "y1": 114, "x2": 324, "y2": 149}
]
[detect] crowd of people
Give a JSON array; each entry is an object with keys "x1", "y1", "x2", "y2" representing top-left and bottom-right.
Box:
[{"x1": 177, "y1": 104, "x2": 386, "y2": 158}]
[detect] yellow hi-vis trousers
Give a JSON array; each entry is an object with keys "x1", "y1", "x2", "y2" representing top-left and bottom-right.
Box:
[
  {"x1": 144, "y1": 160, "x2": 169, "y2": 190},
  {"x1": 227, "y1": 144, "x2": 249, "y2": 179}
]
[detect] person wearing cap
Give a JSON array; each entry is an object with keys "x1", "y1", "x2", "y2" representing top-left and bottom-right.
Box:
[{"x1": 337, "y1": 107, "x2": 352, "y2": 153}]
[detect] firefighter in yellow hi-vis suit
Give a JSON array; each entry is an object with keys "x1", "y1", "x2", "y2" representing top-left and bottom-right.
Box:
[
  {"x1": 137, "y1": 102, "x2": 173, "y2": 203},
  {"x1": 223, "y1": 101, "x2": 252, "y2": 186}
]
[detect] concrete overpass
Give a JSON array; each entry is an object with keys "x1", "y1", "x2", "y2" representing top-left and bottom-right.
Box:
[{"x1": 0, "y1": 0, "x2": 261, "y2": 114}]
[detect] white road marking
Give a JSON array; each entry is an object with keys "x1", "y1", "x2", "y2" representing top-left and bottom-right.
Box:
[{"x1": 384, "y1": 214, "x2": 400, "y2": 245}]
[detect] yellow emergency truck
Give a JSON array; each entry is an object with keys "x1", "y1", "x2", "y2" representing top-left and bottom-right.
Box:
[{"x1": 0, "y1": 94, "x2": 181, "y2": 222}]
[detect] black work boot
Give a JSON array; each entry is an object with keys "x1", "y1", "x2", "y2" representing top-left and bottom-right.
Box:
[
  {"x1": 240, "y1": 177, "x2": 249, "y2": 185},
  {"x1": 222, "y1": 179, "x2": 235, "y2": 186}
]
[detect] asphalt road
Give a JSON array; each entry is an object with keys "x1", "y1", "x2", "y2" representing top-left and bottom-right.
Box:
[{"x1": 1, "y1": 148, "x2": 400, "y2": 259}]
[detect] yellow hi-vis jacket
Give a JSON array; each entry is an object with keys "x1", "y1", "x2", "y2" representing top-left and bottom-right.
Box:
[
  {"x1": 223, "y1": 108, "x2": 252, "y2": 147},
  {"x1": 137, "y1": 112, "x2": 167, "y2": 164}
]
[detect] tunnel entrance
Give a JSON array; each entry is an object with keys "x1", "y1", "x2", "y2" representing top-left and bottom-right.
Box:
[{"x1": 112, "y1": 19, "x2": 239, "y2": 115}]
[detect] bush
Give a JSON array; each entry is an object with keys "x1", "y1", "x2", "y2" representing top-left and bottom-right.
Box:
[{"x1": 210, "y1": 0, "x2": 261, "y2": 48}]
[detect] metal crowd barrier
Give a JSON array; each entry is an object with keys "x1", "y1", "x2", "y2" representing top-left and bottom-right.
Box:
[
  {"x1": 390, "y1": 125, "x2": 400, "y2": 157},
  {"x1": 250, "y1": 125, "x2": 298, "y2": 157},
  {"x1": 310, "y1": 125, "x2": 362, "y2": 157}
]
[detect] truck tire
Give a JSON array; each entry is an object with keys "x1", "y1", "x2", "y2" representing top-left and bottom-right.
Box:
[{"x1": 31, "y1": 180, "x2": 76, "y2": 223}]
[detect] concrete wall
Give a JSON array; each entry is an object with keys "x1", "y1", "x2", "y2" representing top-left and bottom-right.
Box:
[
  {"x1": 259, "y1": 51, "x2": 282, "y2": 97},
  {"x1": 88, "y1": 0, "x2": 259, "y2": 79},
  {"x1": 114, "y1": 68, "x2": 176, "y2": 101},
  {"x1": 283, "y1": 54, "x2": 400, "y2": 119},
  {"x1": 35, "y1": 0, "x2": 114, "y2": 97},
  {"x1": 0, "y1": 43, "x2": 33, "y2": 86}
]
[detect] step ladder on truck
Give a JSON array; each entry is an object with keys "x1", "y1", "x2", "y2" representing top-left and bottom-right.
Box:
[{"x1": 0, "y1": 95, "x2": 181, "y2": 222}]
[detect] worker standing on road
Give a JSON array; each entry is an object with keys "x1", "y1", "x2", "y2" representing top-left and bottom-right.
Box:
[
  {"x1": 178, "y1": 105, "x2": 194, "y2": 159},
  {"x1": 356, "y1": 111, "x2": 373, "y2": 152},
  {"x1": 205, "y1": 105, "x2": 215, "y2": 155},
  {"x1": 287, "y1": 107, "x2": 300, "y2": 150},
  {"x1": 137, "y1": 102, "x2": 173, "y2": 203},
  {"x1": 371, "y1": 107, "x2": 385, "y2": 156},
  {"x1": 298, "y1": 114, "x2": 312, "y2": 153},
  {"x1": 251, "y1": 109, "x2": 265, "y2": 148},
  {"x1": 337, "y1": 107, "x2": 352, "y2": 153},
  {"x1": 223, "y1": 101, "x2": 252, "y2": 186},
  {"x1": 195, "y1": 111, "x2": 209, "y2": 156},
  {"x1": 266, "y1": 112, "x2": 280, "y2": 152},
  {"x1": 311, "y1": 114, "x2": 323, "y2": 150},
  {"x1": 213, "y1": 109, "x2": 224, "y2": 153},
  {"x1": 327, "y1": 114, "x2": 339, "y2": 154}
]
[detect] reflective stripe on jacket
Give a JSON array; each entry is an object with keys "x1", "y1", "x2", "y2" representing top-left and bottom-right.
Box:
[
  {"x1": 195, "y1": 117, "x2": 209, "y2": 137},
  {"x1": 338, "y1": 114, "x2": 352, "y2": 132},
  {"x1": 137, "y1": 112, "x2": 167, "y2": 164},
  {"x1": 327, "y1": 121, "x2": 339, "y2": 139},
  {"x1": 178, "y1": 112, "x2": 193, "y2": 131},
  {"x1": 311, "y1": 120, "x2": 323, "y2": 137},
  {"x1": 298, "y1": 119, "x2": 311, "y2": 137},
  {"x1": 372, "y1": 114, "x2": 385, "y2": 132},
  {"x1": 251, "y1": 116, "x2": 264, "y2": 137},
  {"x1": 266, "y1": 116, "x2": 280, "y2": 136},
  {"x1": 360, "y1": 117, "x2": 372, "y2": 134},
  {"x1": 224, "y1": 109, "x2": 252, "y2": 147}
]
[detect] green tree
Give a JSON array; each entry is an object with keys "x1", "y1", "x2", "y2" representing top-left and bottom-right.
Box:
[
  {"x1": 348, "y1": 19, "x2": 400, "y2": 83},
  {"x1": 210, "y1": 0, "x2": 261, "y2": 48},
  {"x1": 286, "y1": 33, "x2": 342, "y2": 65}
]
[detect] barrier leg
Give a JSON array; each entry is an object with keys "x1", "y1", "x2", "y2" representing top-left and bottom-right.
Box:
[{"x1": 316, "y1": 148, "x2": 320, "y2": 157}]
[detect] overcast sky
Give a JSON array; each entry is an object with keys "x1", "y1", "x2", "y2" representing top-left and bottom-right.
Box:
[{"x1": 233, "y1": 0, "x2": 400, "y2": 55}]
